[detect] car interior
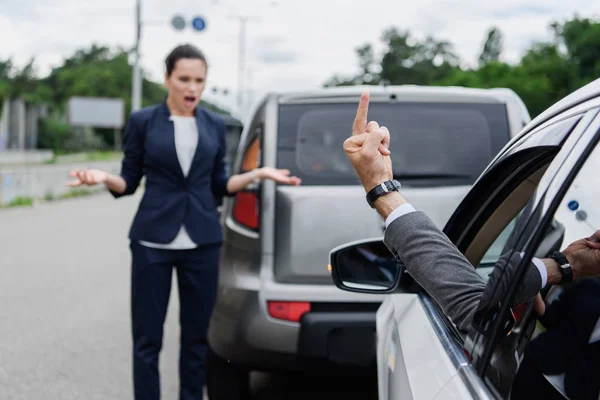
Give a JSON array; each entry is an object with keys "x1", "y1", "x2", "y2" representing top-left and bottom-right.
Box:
[{"x1": 450, "y1": 159, "x2": 566, "y2": 397}]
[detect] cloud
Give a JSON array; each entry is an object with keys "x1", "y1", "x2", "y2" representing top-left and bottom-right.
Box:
[
  {"x1": 2, "y1": 0, "x2": 600, "y2": 118},
  {"x1": 491, "y1": 5, "x2": 557, "y2": 19},
  {"x1": 251, "y1": 35, "x2": 298, "y2": 64},
  {"x1": 256, "y1": 50, "x2": 298, "y2": 64}
]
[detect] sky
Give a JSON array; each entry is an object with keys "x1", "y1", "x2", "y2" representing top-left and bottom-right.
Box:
[{"x1": 1, "y1": 0, "x2": 599, "y2": 120}]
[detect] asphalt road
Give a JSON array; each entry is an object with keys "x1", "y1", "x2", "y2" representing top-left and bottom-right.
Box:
[{"x1": 0, "y1": 192, "x2": 377, "y2": 399}]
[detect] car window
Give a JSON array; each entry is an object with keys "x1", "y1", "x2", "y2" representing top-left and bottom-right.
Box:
[
  {"x1": 476, "y1": 215, "x2": 521, "y2": 281},
  {"x1": 228, "y1": 121, "x2": 263, "y2": 231},
  {"x1": 225, "y1": 125, "x2": 243, "y2": 169},
  {"x1": 241, "y1": 135, "x2": 261, "y2": 173},
  {"x1": 479, "y1": 217, "x2": 519, "y2": 266},
  {"x1": 470, "y1": 113, "x2": 600, "y2": 397},
  {"x1": 435, "y1": 111, "x2": 586, "y2": 396},
  {"x1": 277, "y1": 101, "x2": 511, "y2": 186},
  {"x1": 448, "y1": 113, "x2": 585, "y2": 272}
]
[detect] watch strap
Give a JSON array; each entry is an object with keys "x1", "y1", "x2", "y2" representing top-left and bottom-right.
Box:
[
  {"x1": 366, "y1": 180, "x2": 401, "y2": 208},
  {"x1": 548, "y1": 250, "x2": 573, "y2": 283}
]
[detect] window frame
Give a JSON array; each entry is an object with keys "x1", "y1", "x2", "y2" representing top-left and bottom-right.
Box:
[
  {"x1": 466, "y1": 108, "x2": 600, "y2": 389},
  {"x1": 421, "y1": 108, "x2": 598, "y2": 398}
]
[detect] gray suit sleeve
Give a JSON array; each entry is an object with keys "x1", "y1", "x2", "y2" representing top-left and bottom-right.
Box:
[
  {"x1": 477, "y1": 251, "x2": 543, "y2": 314},
  {"x1": 383, "y1": 211, "x2": 542, "y2": 332}
]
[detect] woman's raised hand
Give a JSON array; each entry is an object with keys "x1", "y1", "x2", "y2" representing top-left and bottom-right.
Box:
[{"x1": 66, "y1": 168, "x2": 109, "y2": 187}]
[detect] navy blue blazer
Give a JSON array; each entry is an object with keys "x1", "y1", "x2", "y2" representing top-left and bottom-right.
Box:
[{"x1": 111, "y1": 101, "x2": 232, "y2": 246}]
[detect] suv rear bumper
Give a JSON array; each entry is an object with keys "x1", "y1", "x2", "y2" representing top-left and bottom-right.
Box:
[
  {"x1": 208, "y1": 286, "x2": 378, "y2": 371},
  {"x1": 298, "y1": 311, "x2": 377, "y2": 367}
]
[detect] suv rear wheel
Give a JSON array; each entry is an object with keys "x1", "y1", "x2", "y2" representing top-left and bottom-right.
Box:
[{"x1": 206, "y1": 348, "x2": 251, "y2": 399}]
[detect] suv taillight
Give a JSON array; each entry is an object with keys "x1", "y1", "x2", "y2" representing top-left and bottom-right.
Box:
[
  {"x1": 267, "y1": 301, "x2": 311, "y2": 322},
  {"x1": 233, "y1": 191, "x2": 259, "y2": 229}
]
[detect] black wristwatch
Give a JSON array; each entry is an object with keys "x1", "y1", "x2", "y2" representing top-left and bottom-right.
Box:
[
  {"x1": 366, "y1": 180, "x2": 401, "y2": 208},
  {"x1": 548, "y1": 250, "x2": 573, "y2": 283}
]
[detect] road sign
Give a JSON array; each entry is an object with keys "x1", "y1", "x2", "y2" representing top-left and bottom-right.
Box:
[
  {"x1": 171, "y1": 15, "x2": 186, "y2": 31},
  {"x1": 192, "y1": 16, "x2": 206, "y2": 31},
  {"x1": 67, "y1": 97, "x2": 125, "y2": 129},
  {"x1": 568, "y1": 200, "x2": 580, "y2": 211}
]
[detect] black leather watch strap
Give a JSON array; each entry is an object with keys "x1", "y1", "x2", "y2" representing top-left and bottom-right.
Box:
[
  {"x1": 548, "y1": 250, "x2": 573, "y2": 283},
  {"x1": 366, "y1": 180, "x2": 401, "y2": 208}
]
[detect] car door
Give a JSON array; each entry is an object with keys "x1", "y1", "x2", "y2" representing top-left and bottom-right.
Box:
[
  {"x1": 379, "y1": 106, "x2": 599, "y2": 400},
  {"x1": 465, "y1": 107, "x2": 600, "y2": 398}
]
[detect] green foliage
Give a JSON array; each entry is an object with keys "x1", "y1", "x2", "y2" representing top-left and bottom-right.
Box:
[
  {"x1": 479, "y1": 27, "x2": 503, "y2": 66},
  {"x1": 325, "y1": 15, "x2": 600, "y2": 118},
  {"x1": 1, "y1": 43, "x2": 231, "y2": 152},
  {"x1": 38, "y1": 116, "x2": 70, "y2": 154},
  {"x1": 49, "y1": 151, "x2": 122, "y2": 164},
  {"x1": 61, "y1": 188, "x2": 92, "y2": 199},
  {"x1": 380, "y1": 28, "x2": 459, "y2": 85},
  {"x1": 199, "y1": 99, "x2": 230, "y2": 115},
  {"x1": 4, "y1": 196, "x2": 34, "y2": 208}
]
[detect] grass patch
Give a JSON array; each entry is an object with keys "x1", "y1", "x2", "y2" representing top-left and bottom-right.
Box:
[
  {"x1": 4, "y1": 196, "x2": 34, "y2": 208},
  {"x1": 43, "y1": 191, "x2": 55, "y2": 202},
  {"x1": 1, "y1": 188, "x2": 99, "y2": 208},
  {"x1": 61, "y1": 188, "x2": 93, "y2": 199},
  {"x1": 84, "y1": 151, "x2": 122, "y2": 162},
  {"x1": 48, "y1": 151, "x2": 123, "y2": 165}
]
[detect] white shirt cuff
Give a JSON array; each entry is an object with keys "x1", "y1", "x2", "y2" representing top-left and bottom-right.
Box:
[
  {"x1": 385, "y1": 203, "x2": 417, "y2": 229},
  {"x1": 532, "y1": 257, "x2": 548, "y2": 288},
  {"x1": 520, "y1": 252, "x2": 548, "y2": 289}
]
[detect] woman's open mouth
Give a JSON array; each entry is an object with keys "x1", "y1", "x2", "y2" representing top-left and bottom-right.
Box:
[{"x1": 184, "y1": 96, "x2": 197, "y2": 107}]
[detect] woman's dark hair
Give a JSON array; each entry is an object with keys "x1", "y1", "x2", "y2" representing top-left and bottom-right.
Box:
[{"x1": 165, "y1": 44, "x2": 207, "y2": 76}]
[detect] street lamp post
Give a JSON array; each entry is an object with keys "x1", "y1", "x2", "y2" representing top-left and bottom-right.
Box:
[
  {"x1": 131, "y1": 2, "x2": 207, "y2": 113},
  {"x1": 132, "y1": 0, "x2": 142, "y2": 112},
  {"x1": 228, "y1": 15, "x2": 259, "y2": 117},
  {"x1": 236, "y1": 16, "x2": 247, "y2": 113}
]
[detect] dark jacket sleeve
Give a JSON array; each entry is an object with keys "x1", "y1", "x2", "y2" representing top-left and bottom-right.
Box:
[
  {"x1": 110, "y1": 113, "x2": 145, "y2": 198},
  {"x1": 211, "y1": 118, "x2": 233, "y2": 198}
]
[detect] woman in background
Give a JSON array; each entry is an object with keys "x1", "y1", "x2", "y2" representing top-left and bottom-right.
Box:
[{"x1": 67, "y1": 43, "x2": 301, "y2": 400}]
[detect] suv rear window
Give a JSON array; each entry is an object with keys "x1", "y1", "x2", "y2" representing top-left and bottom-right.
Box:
[{"x1": 277, "y1": 101, "x2": 511, "y2": 186}]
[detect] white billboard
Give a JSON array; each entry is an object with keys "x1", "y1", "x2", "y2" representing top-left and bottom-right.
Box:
[{"x1": 67, "y1": 97, "x2": 125, "y2": 129}]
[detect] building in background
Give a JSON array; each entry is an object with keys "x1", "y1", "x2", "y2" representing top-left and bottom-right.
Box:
[{"x1": 0, "y1": 98, "x2": 51, "y2": 164}]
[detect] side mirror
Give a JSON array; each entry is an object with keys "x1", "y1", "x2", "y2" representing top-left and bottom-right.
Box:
[{"x1": 329, "y1": 238, "x2": 402, "y2": 294}]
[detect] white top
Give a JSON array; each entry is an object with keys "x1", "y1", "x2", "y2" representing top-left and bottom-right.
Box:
[{"x1": 139, "y1": 116, "x2": 199, "y2": 250}]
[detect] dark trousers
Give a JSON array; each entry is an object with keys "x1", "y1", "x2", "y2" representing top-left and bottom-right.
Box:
[
  {"x1": 130, "y1": 241, "x2": 220, "y2": 400},
  {"x1": 511, "y1": 349, "x2": 566, "y2": 400}
]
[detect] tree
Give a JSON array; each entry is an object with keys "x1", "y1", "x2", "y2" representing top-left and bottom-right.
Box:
[
  {"x1": 0, "y1": 58, "x2": 13, "y2": 102},
  {"x1": 379, "y1": 28, "x2": 459, "y2": 85},
  {"x1": 555, "y1": 16, "x2": 600, "y2": 86},
  {"x1": 479, "y1": 27, "x2": 503, "y2": 66},
  {"x1": 324, "y1": 27, "x2": 460, "y2": 87},
  {"x1": 0, "y1": 44, "x2": 231, "y2": 151},
  {"x1": 324, "y1": 15, "x2": 600, "y2": 119},
  {"x1": 356, "y1": 43, "x2": 375, "y2": 76},
  {"x1": 322, "y1": 43, "x2": 380, "y2": 87}
]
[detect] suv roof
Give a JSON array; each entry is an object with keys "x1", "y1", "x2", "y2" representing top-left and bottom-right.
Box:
[{"x1": 273, "y1": 84, "x2": 522, "y2": 105}]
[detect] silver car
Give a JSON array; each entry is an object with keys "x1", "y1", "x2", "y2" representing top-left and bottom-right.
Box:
[
  {"x1": 206, "y1": 85, "x2": 530, "y2": 399},
  {"x1": 330, "y1": 78, "x2": 600, "y2": 399}
]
